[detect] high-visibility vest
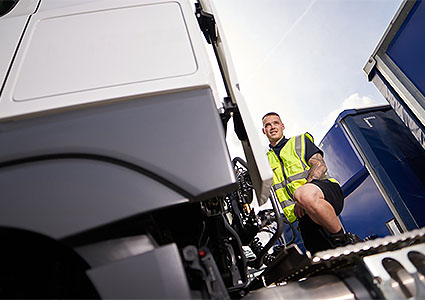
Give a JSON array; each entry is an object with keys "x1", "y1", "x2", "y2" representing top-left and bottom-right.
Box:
[{"x1": 266, "y1": 133, "x2": 337, "y2": 223}]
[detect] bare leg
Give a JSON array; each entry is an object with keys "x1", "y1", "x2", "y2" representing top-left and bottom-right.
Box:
[{"x1": 293, "y1": 183, "x2": 341, "y2": 233}]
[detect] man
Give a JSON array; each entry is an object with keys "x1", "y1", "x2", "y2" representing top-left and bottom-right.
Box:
[{"x1": 262, "y1": 112, "x2": 357, "y2": 253}]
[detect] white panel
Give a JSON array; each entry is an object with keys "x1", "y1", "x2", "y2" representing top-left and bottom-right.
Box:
[
  {"x1": 13, "y1": 2, "x2": 197, "y2": 101},
  {"x1": 0, "y1": 0, "x2": 40, "y2": 91},
  {"x1": 199, "y1": 0, "x2": 273, "y2": 205},
  {"x1": 0, "y1": 0, "x2": 217, "y2": 120}
]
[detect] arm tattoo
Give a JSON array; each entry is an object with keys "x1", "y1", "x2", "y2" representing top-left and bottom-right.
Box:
[{"x1": 307, "y1": 153, "x2": 327, "y2": 182}]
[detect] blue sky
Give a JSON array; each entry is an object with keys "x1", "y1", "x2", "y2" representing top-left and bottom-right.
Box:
[{"x1": 211, "y1": 0, "x2": 402, "y2": 157}]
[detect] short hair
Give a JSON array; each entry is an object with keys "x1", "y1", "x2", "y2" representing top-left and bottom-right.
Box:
[{"x1": 262, "y1": 112, "x2": 280, "y2": 120}]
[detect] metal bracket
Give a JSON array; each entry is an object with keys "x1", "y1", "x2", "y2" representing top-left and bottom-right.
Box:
[
  {"x1": 195, "y1": 2, "x2": 217, "y2": 44},
  {"x1": 363, "y1": 56, "x2": 377, "y2": 81},
  {"x1": 219, "y1": 96, "x2": 237, "y2": 135}
]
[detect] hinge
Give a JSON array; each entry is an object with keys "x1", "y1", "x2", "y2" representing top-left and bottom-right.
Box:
[{"x1": 195, "y1": 2, "x2": 217, "y2": 44}]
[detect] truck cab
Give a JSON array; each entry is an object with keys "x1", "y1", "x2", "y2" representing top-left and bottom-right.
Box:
[{"x1": 0, "y1": 0, "x2": 273, "y2": 297}]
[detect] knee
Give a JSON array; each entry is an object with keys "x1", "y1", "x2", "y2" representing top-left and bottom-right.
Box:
[
  {"x1": 294, "y1": 187, "x2": 313, "y2": 207},
  {"x1": 294, "y1": 185, "x2": 321, "y2": 211}
]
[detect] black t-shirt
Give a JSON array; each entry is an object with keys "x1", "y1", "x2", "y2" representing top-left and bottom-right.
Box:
[{"x1": 271, "y1": 134, "x2": 323, "y2": 164}]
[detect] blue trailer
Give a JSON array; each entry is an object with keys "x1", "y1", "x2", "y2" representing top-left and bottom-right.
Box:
[
  {"x1": 364, "y1": 0, "x2": 425, "y2": 149},
  {"x1": 319, "y1": 105, "x2": 425, "y2": 240},
  {"x1": 320, "y1": 0, "x2": 425, "y2": 240}
]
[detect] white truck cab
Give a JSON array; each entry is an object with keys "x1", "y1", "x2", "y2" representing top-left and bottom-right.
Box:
[{"x1": 0, "y1": 1, "x2": 273, "y2": 298}]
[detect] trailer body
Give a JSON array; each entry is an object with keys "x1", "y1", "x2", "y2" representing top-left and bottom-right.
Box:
[
  {"x1": 320, "y1": 105, "x2": 425, "y2": 239},
  {"x1": 319, "y1": 0, "x2": 425, "y2": 240},
  {"x1": 364, "y1": 0, "x2": 425, "y2": 149}
]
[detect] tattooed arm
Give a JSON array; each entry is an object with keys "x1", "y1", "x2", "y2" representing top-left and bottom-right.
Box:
[{"x1": 306, "y1": 153, "x2": 327, "y2": 182}]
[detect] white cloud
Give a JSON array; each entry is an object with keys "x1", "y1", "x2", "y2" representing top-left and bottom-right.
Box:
[
  {"x1": 324, "y1": 93, "x2": 375, "y2": 124},
  {"x1": 313, "y1": 93, "x2": 385, "y2": 141}
]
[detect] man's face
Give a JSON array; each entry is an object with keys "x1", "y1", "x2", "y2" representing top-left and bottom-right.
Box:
[{"x1": 262, "y1": 115, "x2": 285, "y2": 145}]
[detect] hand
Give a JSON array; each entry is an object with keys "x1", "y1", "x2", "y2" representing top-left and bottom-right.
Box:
[{"x1": 294, "y1": 203, "x2": 305, "y2": 219}]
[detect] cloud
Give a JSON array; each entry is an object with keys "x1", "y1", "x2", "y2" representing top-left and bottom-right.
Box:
[
  {"x1": 312, "y1": 93, "x2": 384, "y2": 141},
  {"x1": 324, "y1": 93, "x2": 375, "y2": 125}
]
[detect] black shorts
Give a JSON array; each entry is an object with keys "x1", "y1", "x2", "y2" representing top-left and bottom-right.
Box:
[
  {"x1": 309, "y1": 179, "x2": 344, "y2": 215},
  {"x1": 298, "y1": 179, "x2": 344, "y2": 253}
]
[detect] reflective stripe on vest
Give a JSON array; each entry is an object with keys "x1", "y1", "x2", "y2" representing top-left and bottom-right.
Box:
[
  {"x1": 278, "y1": 198, "x2": 295, "y2": 208},
  {"x1": 271, "y1": 170, "x2": 310, "y2": 189},
  {"x1": 267, "y1": 133, "x2": 338, "y2": 223},
  {"x1": 267, "y1": 133, "x2": 313, "y2": 223},
  {"x1": 295, "y1": 135, "x2": 308, "y2": 170}
]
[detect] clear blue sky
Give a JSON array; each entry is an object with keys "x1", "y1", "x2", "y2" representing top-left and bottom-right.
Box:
[{"x1": 211, "y1": 0, "x2": 402, "y2": 157}]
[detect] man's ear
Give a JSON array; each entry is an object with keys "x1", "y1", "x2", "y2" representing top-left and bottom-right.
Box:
[{"x1": 262, "y1": 128, "x2": 266, "y2": 134}]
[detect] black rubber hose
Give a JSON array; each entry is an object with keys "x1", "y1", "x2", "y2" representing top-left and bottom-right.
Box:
[
  {"x1": 232, "y1": 157, "x2": 248, "y2": 169},
  {"x1": 222, "y1": 214, "x2": 248, "y2": 286},
  {"x1": 248, "y1": 193, "x2": 284, "y2": 269}
]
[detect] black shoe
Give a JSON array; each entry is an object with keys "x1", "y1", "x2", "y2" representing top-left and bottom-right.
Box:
[
  {"x1": 330, "y1": 231, "x2": 362, "y2": 248},
  {"x1": 346, "y1": 232, "x2": 362, "y2": 244},
  {"x1": 329, "y1": 232, "x2": 348, "y2": 247}
]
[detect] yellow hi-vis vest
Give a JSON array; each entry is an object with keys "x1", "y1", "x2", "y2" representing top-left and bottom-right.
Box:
[{"x1": 266, "y1": 133, "x2": 337, "y2": 223}]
